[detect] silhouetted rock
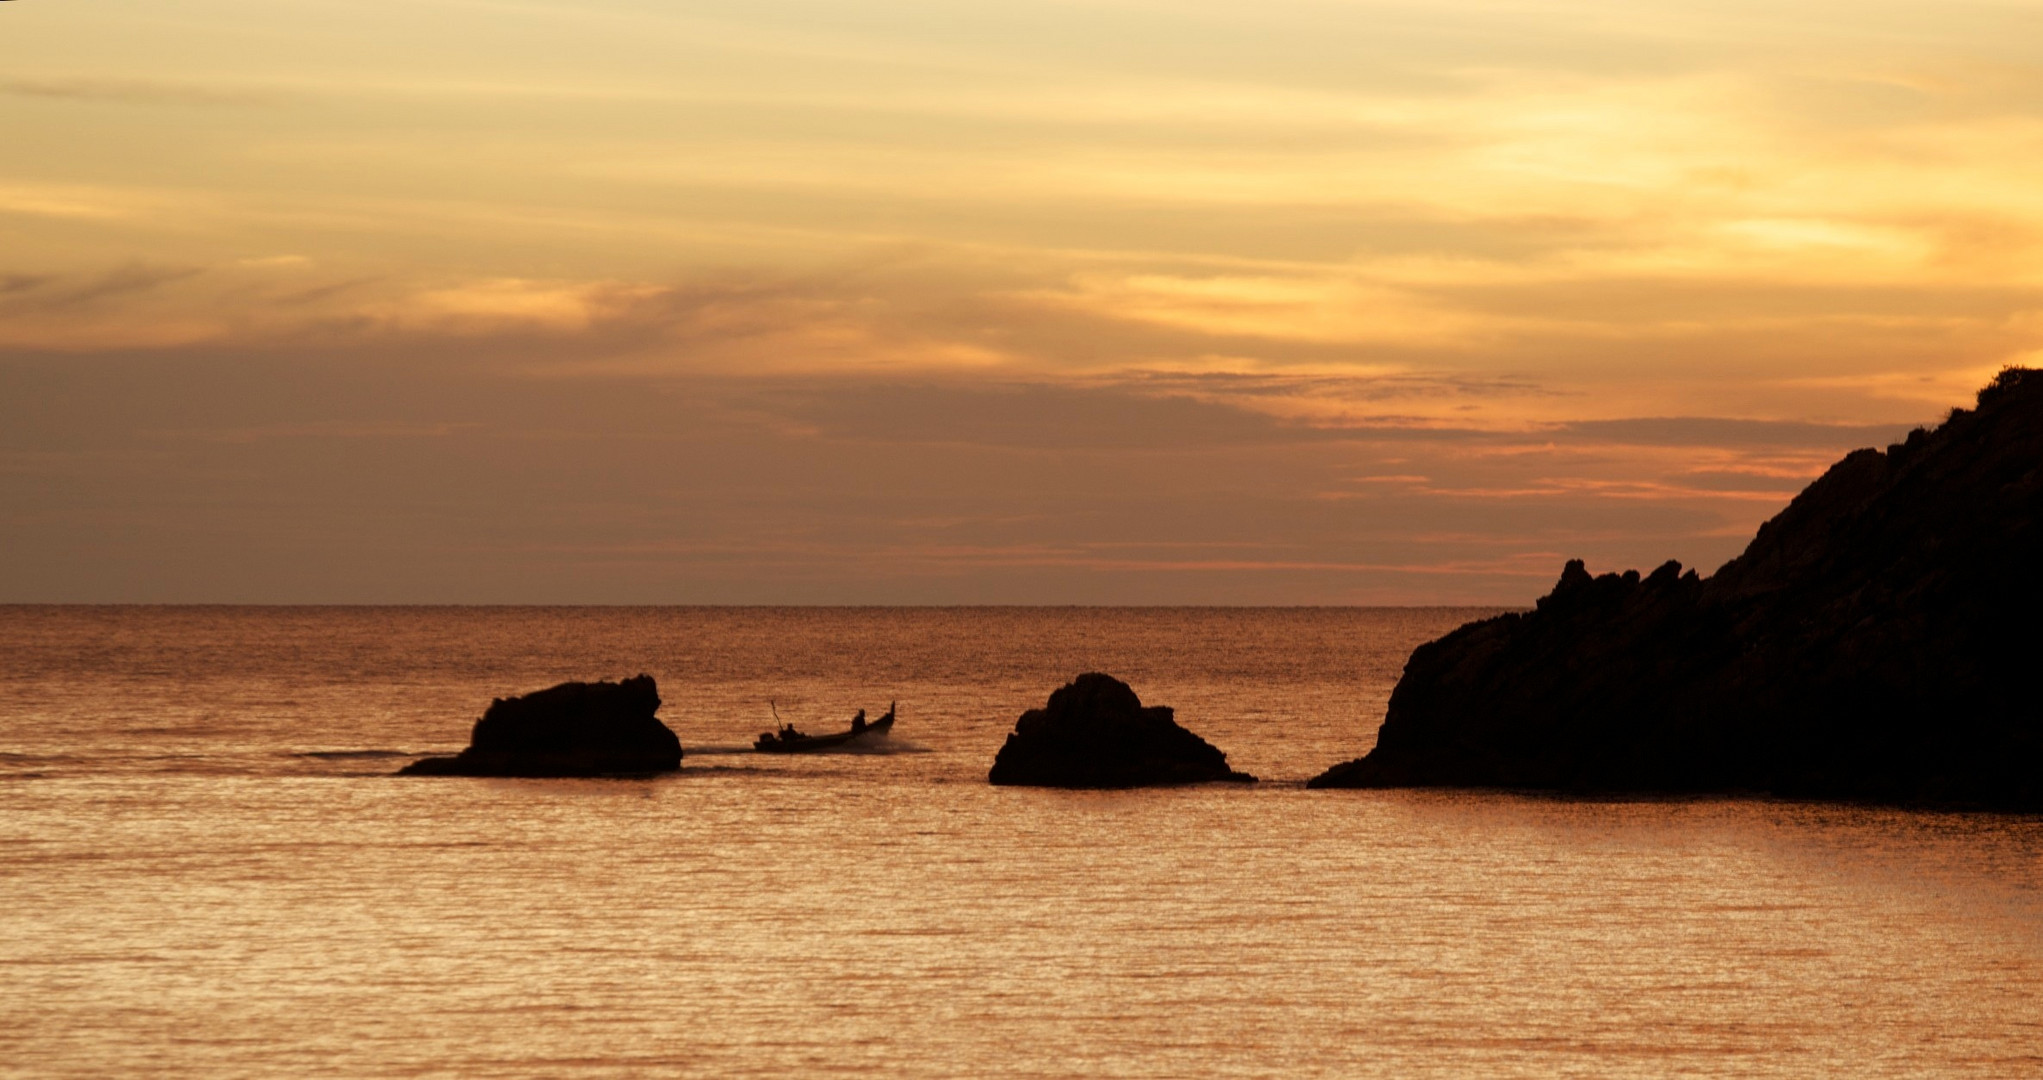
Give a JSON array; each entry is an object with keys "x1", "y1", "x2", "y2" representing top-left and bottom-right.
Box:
[
  {"x1": 989, "y1": 673, "x2": 1256, "y2": 787},
  {"x1": 399, "y1": 675, "x2": 681, "y2": 777},
  {"x1": 1311, "y1": 367, "x2": 2043, "y2": 810}
]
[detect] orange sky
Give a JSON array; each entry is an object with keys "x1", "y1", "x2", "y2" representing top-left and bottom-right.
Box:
[{"x1": 4, "y1": 0, "x2": 2041, "y2": 602}]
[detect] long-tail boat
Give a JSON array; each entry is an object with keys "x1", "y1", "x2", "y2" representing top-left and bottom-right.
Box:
[{"x1": 754, "y1": 703, "x2": 896, "y2": 753}]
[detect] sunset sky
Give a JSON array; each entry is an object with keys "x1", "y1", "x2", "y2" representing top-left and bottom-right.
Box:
[{"x1": 5, "y1": 0, "x2": 2041, "y2": 602}]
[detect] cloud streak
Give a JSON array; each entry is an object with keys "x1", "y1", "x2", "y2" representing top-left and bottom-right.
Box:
[
  {"x1": 0, "y1": 311, "x2": 1934, "y2": 602},
  {"x1": 0, "y1": 77, "x2": 278, "y2": 107}
]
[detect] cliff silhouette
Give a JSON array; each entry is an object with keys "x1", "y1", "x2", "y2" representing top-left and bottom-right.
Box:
[{"x1": 1311, "y1": 367, "x2": 2043, "y2": 809}]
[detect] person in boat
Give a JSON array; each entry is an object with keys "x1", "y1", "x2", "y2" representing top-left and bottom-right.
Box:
[{"x1": 851, "y1": 709, "x2": 867, "y2": 734}]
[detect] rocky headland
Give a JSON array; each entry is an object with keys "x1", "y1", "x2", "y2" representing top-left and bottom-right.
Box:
[
  {"x1": 1311, "y1": 367, "x2": 2043, "y2": 810},
  {"x1": 989, "y1": 672, "x2": 1257, "y2": 788},
  {"x1": 400, "y1": 674, "x2": 683, "y2": 777}
]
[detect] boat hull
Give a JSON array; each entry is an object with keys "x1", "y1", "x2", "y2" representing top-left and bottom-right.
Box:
[{"x1": 754, "y1": 712, "x2": 895, "y2": 753}]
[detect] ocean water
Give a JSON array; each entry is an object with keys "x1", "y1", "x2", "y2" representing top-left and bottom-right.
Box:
[{"x1": 2, "y1": 606, "x2": 2039, "y2": 1078}]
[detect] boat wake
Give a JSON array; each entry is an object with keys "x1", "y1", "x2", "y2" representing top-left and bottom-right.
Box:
[
  {"x1": 687, "y1": 736, "x2": 932, "y2": 756},
  {"x1": 824, "y1": 735, "x2": 932, "y2": 755}
]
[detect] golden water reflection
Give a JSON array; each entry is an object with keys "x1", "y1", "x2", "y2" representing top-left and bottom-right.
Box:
[{"x1": 1, "y1": 608, "x2": 2038, "y2": 1076}]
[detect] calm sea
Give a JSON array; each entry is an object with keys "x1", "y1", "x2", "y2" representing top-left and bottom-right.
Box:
[{"x1": 2, "y1": 606, "x2": 2039, "y2": 1078}]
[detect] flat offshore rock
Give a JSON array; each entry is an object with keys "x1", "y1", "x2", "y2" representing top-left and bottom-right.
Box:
[
  {"x1": 1311, "y1": 367, "x2": 2043, "y2": 810},
  {"x1": 399, "y1": 674, "x2": 681, "y2": 777},
  {"x1": 989, "y1": 672, "x2": 1256, "y2": 788}
]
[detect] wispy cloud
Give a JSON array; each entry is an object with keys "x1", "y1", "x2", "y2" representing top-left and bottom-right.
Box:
[
  {"x1": 0, "y1": 77, "x2": 278, "y2": 107},
  {"x1": 1559, "y1": 417, "x2": 1914, "y2": 448},
  {"x1": 5, "y1": 264, "x2": 205, "y2": 313}
]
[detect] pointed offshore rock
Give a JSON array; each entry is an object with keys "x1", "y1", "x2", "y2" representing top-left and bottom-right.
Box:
[
  {"x1": 1310, "y1": 367, "x2": 2043, "y2": 810},
  {"x1": 988, "y1": 672, "x2": 1256, "y2": 788},
  {"x1": 399, "y1": 674, "x2": 681, "y2": 777}
]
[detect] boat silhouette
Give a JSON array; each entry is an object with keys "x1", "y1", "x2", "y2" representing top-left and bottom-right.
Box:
[{"x1": 754, "y1": 703, "x2": 896, "y2": 753}]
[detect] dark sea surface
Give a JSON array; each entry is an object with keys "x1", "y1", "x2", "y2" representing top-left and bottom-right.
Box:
[{"x1": 2, "y1": 606, "x2": 2039, "y2": 1078}]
